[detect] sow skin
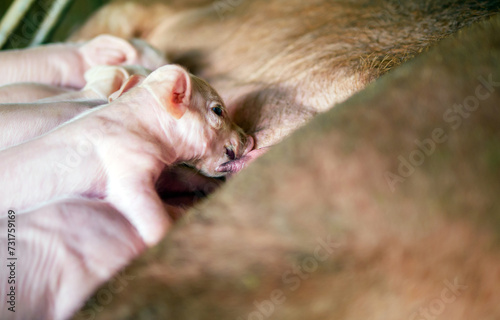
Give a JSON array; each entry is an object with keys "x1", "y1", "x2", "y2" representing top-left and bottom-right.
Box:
[{"x1": 72, "y1": 14, "x2": 500, "y2": 320}]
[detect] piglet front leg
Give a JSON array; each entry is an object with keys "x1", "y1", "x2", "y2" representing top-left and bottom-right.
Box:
[{"x1": 103, "y1": 144, "x2": 172, "y2": 246}]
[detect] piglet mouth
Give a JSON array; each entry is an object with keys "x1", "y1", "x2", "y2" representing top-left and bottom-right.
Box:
[{"x1": 217, "y1": 136, "x2": 257, "y2": 174}]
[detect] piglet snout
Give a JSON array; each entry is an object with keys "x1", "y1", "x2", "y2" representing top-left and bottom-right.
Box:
[
  {"x1": 216, "y1": 146, "x2": 269, "y2": 174},
  {"x1": 217, "y1": 135, "x2": 256, "y2": 173}
]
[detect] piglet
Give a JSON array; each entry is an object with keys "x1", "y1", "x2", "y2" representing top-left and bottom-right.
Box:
[{"x1": 0, "y1": 64, "x2": 254, "y2": 245}]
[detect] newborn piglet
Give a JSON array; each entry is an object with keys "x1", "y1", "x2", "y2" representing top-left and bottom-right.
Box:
[{"x1": 0, "y1": 65, "x2": 254, "y2": 245}]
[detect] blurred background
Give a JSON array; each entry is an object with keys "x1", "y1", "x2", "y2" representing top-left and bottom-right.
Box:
[{"x1": 0, "y1": 0, "x2": 109, "y2": 49}]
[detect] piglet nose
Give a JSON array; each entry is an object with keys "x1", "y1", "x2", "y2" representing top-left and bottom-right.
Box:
[{"x1": 225, "y1": 147, "x2": 236, "y2": 160}]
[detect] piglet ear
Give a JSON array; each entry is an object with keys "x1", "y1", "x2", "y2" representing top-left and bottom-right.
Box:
[
  {"x1": 84, "y1": 65, "x2": 129, "y2": 100},
  {"x1": 79, "y1": 34, "x2": 138, "y2": 67},
  {"x1": 108, "y1": 74, "x2": 144, "y2": 102},
  {"x1": 139, "y1": 65, "x2": 191, "y2": 120}
]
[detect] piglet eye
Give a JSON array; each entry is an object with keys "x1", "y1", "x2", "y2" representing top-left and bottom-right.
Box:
[{"x1": 211, "y1": 105, "x2": 223, "y2": 117}]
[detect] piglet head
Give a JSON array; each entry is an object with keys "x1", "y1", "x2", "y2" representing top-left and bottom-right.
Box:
[{"x1": 140, "y1": 65, "x2": 254, "y2": 177}]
